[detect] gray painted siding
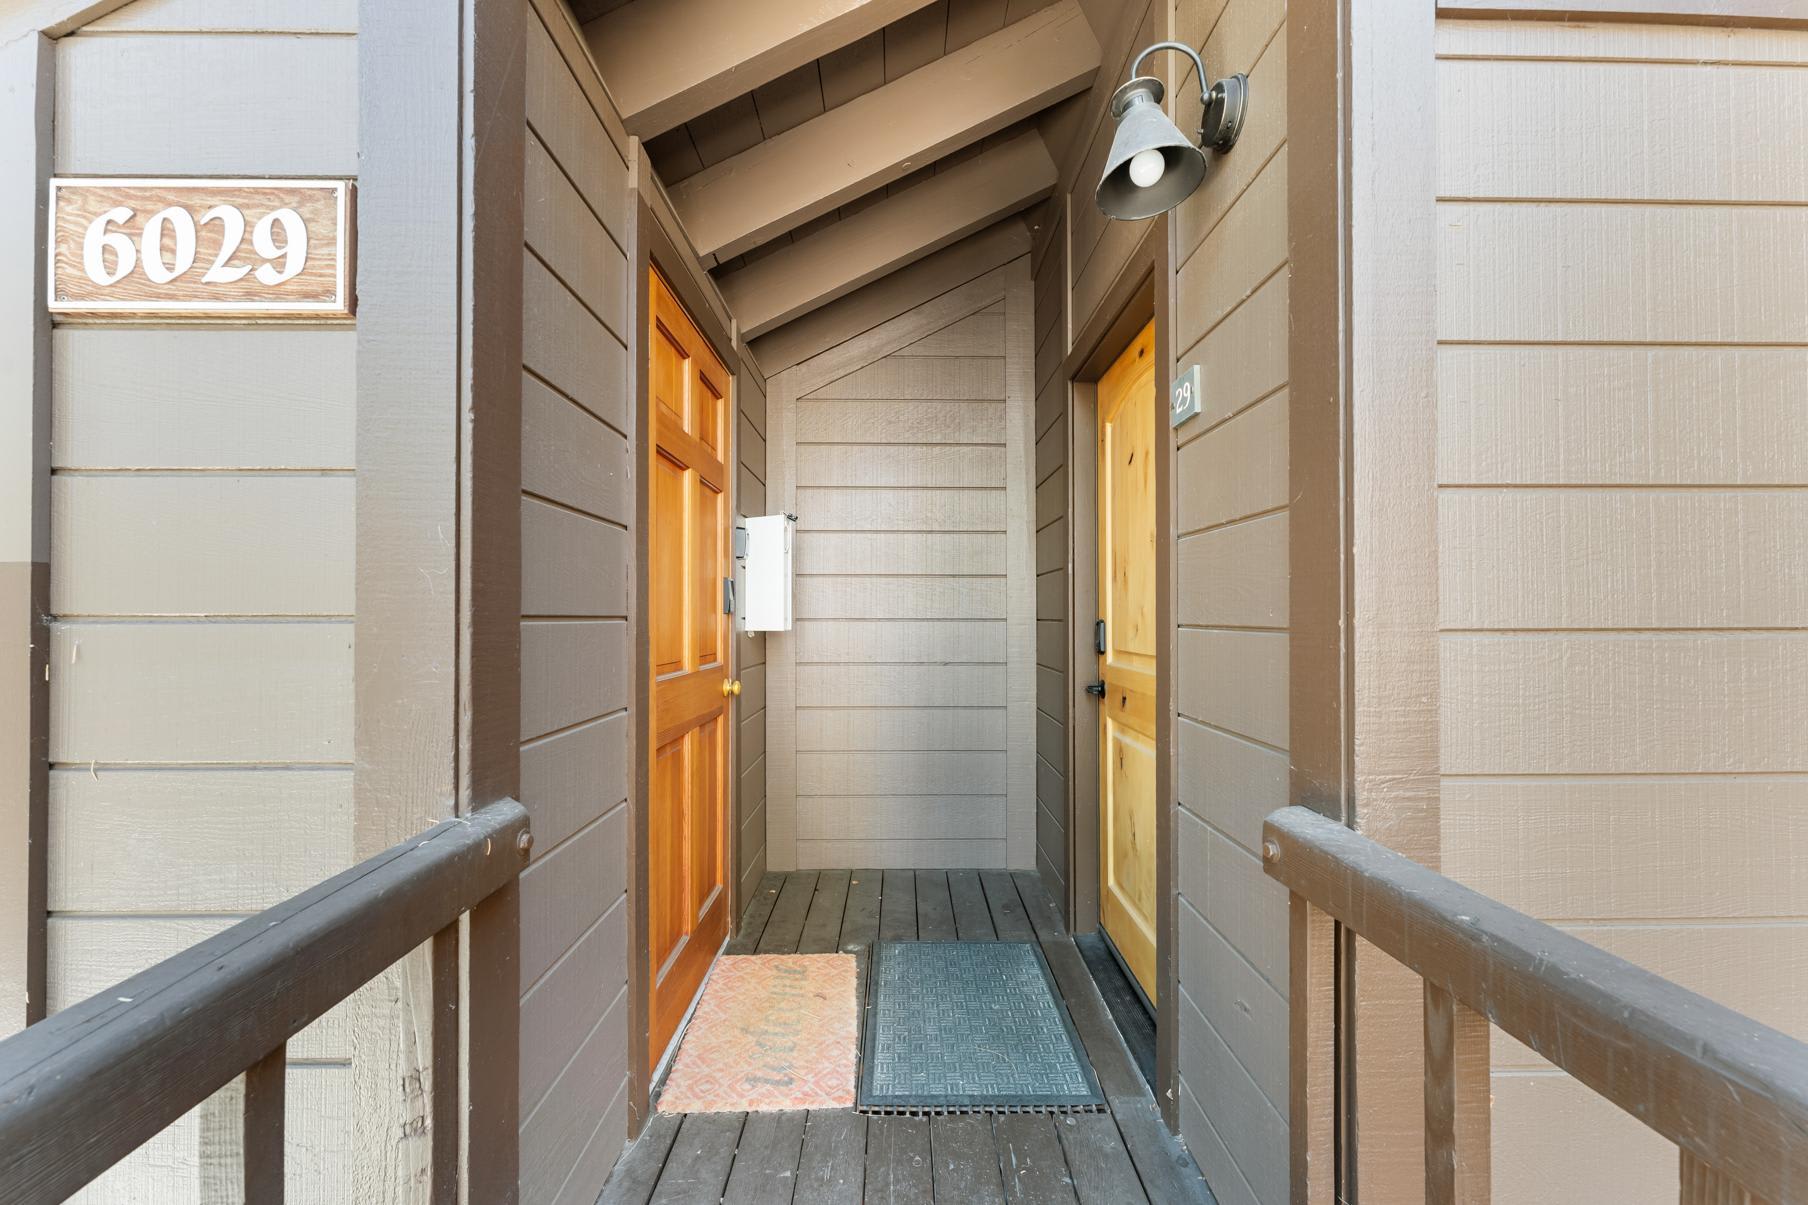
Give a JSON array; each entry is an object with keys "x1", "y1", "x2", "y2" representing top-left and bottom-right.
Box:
[
  {"x1": 1169, "y1": 0, "x2": 1292, "y2": 1200},
  {"x1": 788, "y1": 308, "x2": 1020, "y2": 868},
  {"x1": 738, "y1": 367, "x2": 770, "y2": 906},
  {"x1": 517, "y1": 5, "x2": 633, "y2": 1202},
  {"x1": 1032, "y1": 215, "x2": 1069, "y2": 908},
  {"x1": 47, "y1": 2, "x2": 359, "y2": 1200}
]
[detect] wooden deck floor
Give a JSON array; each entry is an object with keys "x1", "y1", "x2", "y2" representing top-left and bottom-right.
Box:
[{"x1": 599, "y1": 869, "x2": 1216, "y2": 1205}]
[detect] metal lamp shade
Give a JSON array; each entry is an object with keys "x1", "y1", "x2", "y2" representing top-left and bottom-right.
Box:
[{"x1": 1094, "y1": 77, "x2": 1207, "y2": 220}]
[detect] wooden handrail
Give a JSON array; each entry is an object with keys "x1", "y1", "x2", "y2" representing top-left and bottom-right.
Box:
[
  {"x1": 1264, "y1": 804, "x2": 1808, "y2": 1205},
  {"x1": 0, "y1": 799, "x2": 531, "y2": 1204}
]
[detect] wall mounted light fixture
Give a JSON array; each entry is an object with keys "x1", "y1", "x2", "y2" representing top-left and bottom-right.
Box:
[{"x1": 1095, "y1": 42, "x2": 1248, "y2": 220}]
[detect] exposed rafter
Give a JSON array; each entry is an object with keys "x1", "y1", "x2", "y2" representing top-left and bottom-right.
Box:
[
  {"x1": 584, "y1": 0, "x2": 939, "y2": 139},
  {"x1": 669, "y1": 0, "x2": 1099, "y2": 261},
  {"x1": 748, "y1": 220, "x2": 1031, "y2": 376},
  {"x1": 718, "y1": 131, "x2": 1056, "y2": 338}
]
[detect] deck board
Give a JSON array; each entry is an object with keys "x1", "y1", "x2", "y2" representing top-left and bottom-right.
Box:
[
  {"x1": 878, "y1": 869, "x2": 917, "y2": 940},
  {"x1": 981, "y1": 869, "x2": 1035, "y2": 940},
  {"x1": 948, "y1": 869, "x2": 996, "y2": 939},
  {"x1": 930, "y1": 1115, "x2": 1006, "y2": 1203},
  {"x1": 839, "y1": 869, "x2": 883, "y2": 952},
  {"x1": 913, "y1": 870, "x2": 957, "y2": 940},
  {"x1": 598, "y1": 1109, "x2": 682, "y2": 1205},
  {"x1": 1055, "y1": 1112, "x2": 1151, "y2": 1205},
  {"x1": 864, "y1": 1115, "x2": 933, "y2": 1204},
  {"x1": 605, "y1": 869, "x2": 1218, "y2": 1205},
  {"x1": 995, "y1": 1113, "x2": 1078, "y2": 1203},
  {"x1": 793, "y1": 1110, "x2": 867, "y2": 1205},
  {"x1": 726, "y1": 872, "x2": 784, "y2": 954},
  {"x1": 756, "y1": 870, "x2": 820, "y2": 953},
  {"x1": 720, "y1": 1111, "x2": 808, "y2": 1205},
  {"x1": 799, "y1": 869, "x2": 852, "y2": 954},
  {"x1": 648, "y1": 1112, "x2": 743, "y2": 1204}
]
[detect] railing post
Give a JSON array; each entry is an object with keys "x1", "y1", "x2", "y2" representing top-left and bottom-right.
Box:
[
  {"x1": 242, "y1": 1043, "x2": 287, "y2": 1204},
  {"x1": 1288, "y1": 891, "x2": 1337, "y2": 1204},
  {"x1": 1680, "y1": 1149, "x2": 1768, "y2": 1205},
  {"x1": 1423, "y1": 981, "x2": 1490, "y2": 1204}
]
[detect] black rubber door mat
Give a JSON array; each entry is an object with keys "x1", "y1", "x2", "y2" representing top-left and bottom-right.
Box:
[{"x1": 857, "y1": 940, "x2": 1105, "y2": 1115}]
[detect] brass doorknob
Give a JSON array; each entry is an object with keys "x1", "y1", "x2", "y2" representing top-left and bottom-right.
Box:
[{"x1": 722, "y1": 678, "x2": 742, "y2": 697}]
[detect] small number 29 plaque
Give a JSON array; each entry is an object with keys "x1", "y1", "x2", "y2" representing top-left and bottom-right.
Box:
[{"x1": 48, "y1": 178, "x2": 353, "y2": 319}]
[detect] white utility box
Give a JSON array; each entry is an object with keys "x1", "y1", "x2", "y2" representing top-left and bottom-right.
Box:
[{"x1": 739, "y1": 513, "x2": 794, "y2": 632}]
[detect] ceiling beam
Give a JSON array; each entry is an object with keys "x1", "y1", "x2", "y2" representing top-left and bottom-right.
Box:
[
  {"x1": 670, "y1": 0, "x2": 1098, "y2": 261},
  {"x1": 748, "y1": 219, "x2": 1031, "y2": 376},
  {"x1": 584, "y1": 0, "x2": 939, "y2": 139},
  {"x1": 718, "y1": 131, "x2": 1056, "y2": 338}
]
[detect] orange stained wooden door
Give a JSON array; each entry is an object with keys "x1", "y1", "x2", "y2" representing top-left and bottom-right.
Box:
[
  {"x1": 1096, "y1": 320, "x2": 1159, "y2": 1002},
  {"x1": 647, "y1": 268, "x2": 734, "y2": 1065}
]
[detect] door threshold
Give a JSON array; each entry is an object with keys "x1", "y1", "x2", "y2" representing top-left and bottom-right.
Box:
[{"x1": 1074, "y1": 931, "x2": 1156, "y2": 1092}]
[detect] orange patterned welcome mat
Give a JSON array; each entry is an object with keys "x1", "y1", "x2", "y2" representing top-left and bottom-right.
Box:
[{"x1": 657, "y1": 953, "x2": 859, "y2": 1113}]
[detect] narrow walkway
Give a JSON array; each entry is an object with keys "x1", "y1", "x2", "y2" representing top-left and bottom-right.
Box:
[{"x1": 600, "y1": 869, "x2": 1216, "y2": 1204}]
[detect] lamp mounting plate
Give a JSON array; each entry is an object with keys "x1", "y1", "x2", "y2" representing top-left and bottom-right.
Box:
[{"x1": 1201, "y1": 72, "x2": 1249, "y2": 153}]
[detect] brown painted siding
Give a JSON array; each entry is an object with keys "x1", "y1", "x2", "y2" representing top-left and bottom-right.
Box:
[
  {"x1": 1168, "y1": 0, "x2": 1290, "y2": 1200},
  {"x1": 517, "y1": 4, "x2": 634, "y2": 1201},
  {"x1": 791, "y1": 317, "x2": 1015, "y2": 867},
  {"x1": 1032, "y1": 214, "x2": 1071, "y2": 906},
  {"x1": 1433, "y1": 18, "x2": 1808, "y2": 1205},
  {"x1": 738, "y1": 364, "x2": 771, "y2": 907},
  {"x1": 765, "y1": 260, "x2": 1037, "y2": 870},
  {"x1": 1035, "y1": 0, "x2": 1290, "y2": 1198},
  {"x1": 44, "y1": 2, "x2": 359, "y2": 1199}
]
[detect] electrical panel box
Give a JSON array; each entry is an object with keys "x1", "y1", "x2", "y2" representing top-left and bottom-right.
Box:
[{"x1": 740, "y1": 513, "x2": 794, "y2": 632}]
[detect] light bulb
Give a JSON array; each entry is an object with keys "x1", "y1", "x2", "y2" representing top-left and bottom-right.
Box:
[{"x1": 1128, "y1": 148, "x2": 1166, "y2": 189}]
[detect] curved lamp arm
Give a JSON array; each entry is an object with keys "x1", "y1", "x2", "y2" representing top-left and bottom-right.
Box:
[
  {"x1": 1128, "y1": 42, "x2": 1214, "y2": 137},
  {"x1": 1125, "y1": 40, "x2": 1245, "y2": 153}
]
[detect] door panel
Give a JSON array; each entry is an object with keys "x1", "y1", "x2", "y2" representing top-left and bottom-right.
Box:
[
  {"x1": 648, "y1": 267, "x2": 733, "y2": 1065},
  {"x1": 1097, "y1": 321, "x2": 1159, "y2": 1001}
]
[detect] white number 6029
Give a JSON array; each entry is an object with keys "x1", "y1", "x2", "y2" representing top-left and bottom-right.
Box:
[{"x1": 80, "y1": 203, "x2": 308, "y2": 288}]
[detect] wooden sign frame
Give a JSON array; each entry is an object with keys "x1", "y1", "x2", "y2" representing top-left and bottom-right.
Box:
[{"x1": 46, "y1": 178, "x2": 354, "y2": 319}]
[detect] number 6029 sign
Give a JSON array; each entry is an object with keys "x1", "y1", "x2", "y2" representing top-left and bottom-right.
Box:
[{"x1": 48, "y1": 179, "x2": 353, "y2": 319}]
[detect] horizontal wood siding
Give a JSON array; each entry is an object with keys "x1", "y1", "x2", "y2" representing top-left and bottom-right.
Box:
[
  {"x1": 1168, "y1": 0, "x2": 1292, "y2": 1200},
  {"x1": 738, "y1": 366, "x2": 771, "y2": 910},
  {"x1": 47, "y1": 4, "x2": 359, "y2": 1200},
  {"x1": 1434, "y1": 19, "x2": 1808, "y2": 1204},
  {"x1": 769, "y1": 267, "x2": 1035, "y2": 871},
  {"x1": 792, "y1": 331, "x2": 1012, "y2": 867},
  {"x1": 517, "y1": 3, "x2": 633, "y2": 1199},
  {"x1": 1033, "y1": 214, "x2": 1070, "y2": 909}
]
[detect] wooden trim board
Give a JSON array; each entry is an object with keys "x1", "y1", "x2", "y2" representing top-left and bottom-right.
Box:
[
  {"x1": 748, "y1": 220, "x2": 1029, "y2": 378},
  {"x1": 718, "y1": 132, "x2": 1056, "y2": 338},
  {"x1": 0, "y1": 31, "x2": 51, "y2": 1040},
  {"x1": 667, "y1": 0, "x2": 1100, "y2": 260},
  {"x1": 584, "y1": 0, "x2": 942, "y2": 138}
]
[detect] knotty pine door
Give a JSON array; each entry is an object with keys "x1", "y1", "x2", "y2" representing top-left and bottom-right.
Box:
[{"x1": 1095, "y1": 321, "x2": 1159, "y2": 1001}]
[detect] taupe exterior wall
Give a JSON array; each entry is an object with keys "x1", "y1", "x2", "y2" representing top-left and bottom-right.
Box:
[
  {"x1": 1168, "y1": 0, "x2": 1291, "y2": 1198},
  {"x1": 44, "y1": 2, "x2": 359, "y2": 1199},
  {"x1": 1031, "y1": 222, "x2": 1071, "y2": 904},
  {"x1": 516, "y1": 3, "x2": 633, "y2": 1198},
  {"x1": 764, "y1": 261, "x2": 1038, "y2": 870},
  {"x1": 1433, "y1": 17, "x2": 1808, "y2": 1205},
  {"x1": 737, "y1": 361, "x2": 770, "y2": 906},
  {"x1": 1030, "y1": 0, "x2": 1291, "y2": 1199}
]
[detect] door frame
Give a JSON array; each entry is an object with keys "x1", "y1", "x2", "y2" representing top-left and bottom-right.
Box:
[
  {"x1": 1059, "y1": 222, "x2": 1178, "y2": 1125},
  {"x1": 627, "y1": 189, "x2": 743, "y2": 1134}
]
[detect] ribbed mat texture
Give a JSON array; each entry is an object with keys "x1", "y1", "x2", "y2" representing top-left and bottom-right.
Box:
[{"x1": 858, "y1": 940, "x2": 1104, "y2": 1114}]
